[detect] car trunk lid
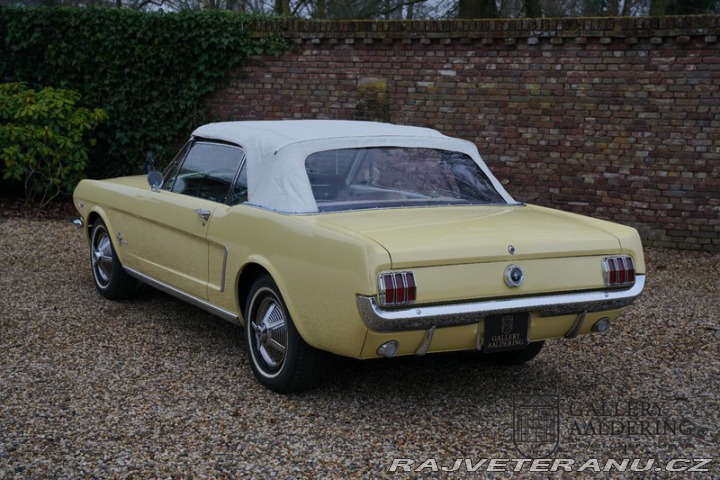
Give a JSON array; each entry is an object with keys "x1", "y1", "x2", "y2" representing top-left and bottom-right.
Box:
[{"x1": 315, "y1": 205, "x2": 621, "y2": 268}]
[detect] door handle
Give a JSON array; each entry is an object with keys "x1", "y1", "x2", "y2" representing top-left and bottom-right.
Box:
[{"x1": 193, "y1": 208, "x2": 211, "y2": 221}]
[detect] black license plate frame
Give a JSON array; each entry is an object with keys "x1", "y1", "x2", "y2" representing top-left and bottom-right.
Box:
[{"x1": 482, "y1": 312, "x2": 530, "y2": 353}]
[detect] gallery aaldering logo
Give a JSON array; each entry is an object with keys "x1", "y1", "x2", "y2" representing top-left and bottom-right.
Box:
[
  {"x1": 501, "y1": 315, "x2": 514, "y2": 335},
  {"x1": 513, "y1": 395, "x2": 560, "y2": 458}
]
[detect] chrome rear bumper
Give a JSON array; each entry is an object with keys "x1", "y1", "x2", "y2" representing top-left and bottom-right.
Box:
[{"x1": 356, "y1": 275, "x2": 645, "y2": 332}]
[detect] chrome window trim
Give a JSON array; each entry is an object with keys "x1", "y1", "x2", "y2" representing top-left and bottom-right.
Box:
[
  {"x1": 227, "y1": 152, "x2": 248, "y2": 206},
  {"x1": 164, "y1": 140, "x2": 246, "y2": 204},
  {"x1": 356, "y1": 275, "x2": 645, "y2": 332}
]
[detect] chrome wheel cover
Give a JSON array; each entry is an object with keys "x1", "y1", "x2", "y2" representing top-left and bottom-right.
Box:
[
  {"x1": 92, "y1": 226, "x2": 113, "y2": 287},
  {"x1": 250, "y1": 291, "x2": 288, "y2": 372}
]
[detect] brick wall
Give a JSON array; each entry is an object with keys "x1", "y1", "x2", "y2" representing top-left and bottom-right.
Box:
[{"x1": 205, "y1": 16, "x2": 720, "y2": 251}]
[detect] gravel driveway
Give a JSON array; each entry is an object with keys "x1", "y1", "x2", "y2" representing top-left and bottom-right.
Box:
[{"x1": 1, "y1": 216, "x2": 718, "y2": 479}]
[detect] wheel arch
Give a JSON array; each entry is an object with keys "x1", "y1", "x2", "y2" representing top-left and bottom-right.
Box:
[
  {"x1": 86, "y1": 209, "x2": 138, "y2": 299},
  {"x1": 234, "y1": 260, "x2": 311, "y2": 348},
  {"x1": 85, "y1": 208, "x2": 129, "y2": 267},
  {"x1": 236, "y1": 262, "x2": 270, "y2": 323},
  {"x1": 86, "y1": 211, "x2": 103, "y2": 238}
]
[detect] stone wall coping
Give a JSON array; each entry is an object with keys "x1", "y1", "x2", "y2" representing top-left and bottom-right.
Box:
[{"x1": 248, "y1": 15, "x2": 720, "y2": 41}]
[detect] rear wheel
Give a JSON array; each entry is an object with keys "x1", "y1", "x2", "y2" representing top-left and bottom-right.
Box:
[
  {"x1": 90, "y1": 219, "x2": 137, "y2": 300},
  {"x1": 483, "y1": 341, "x2": 545, "y2": 365},
  {"x1": 245, "y1": 275, "x2": 323, "y2": 393}
]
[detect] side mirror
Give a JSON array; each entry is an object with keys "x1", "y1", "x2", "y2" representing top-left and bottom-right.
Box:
[{"x1": 147, "y1": 171, "x2": 164, "y2": 191}]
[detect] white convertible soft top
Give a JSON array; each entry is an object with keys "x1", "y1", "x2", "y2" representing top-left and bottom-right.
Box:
[{"x1": 192, "y1": 120, "x2": 515, "y2": 213}]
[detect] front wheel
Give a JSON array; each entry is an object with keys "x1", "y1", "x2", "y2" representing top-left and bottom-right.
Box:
[
  {"x1": 90, "y1": 219, "x2": 137, "y2": 300},
  {"x1": 245, "y1": 275, "x2": 323, "y2": 393}
]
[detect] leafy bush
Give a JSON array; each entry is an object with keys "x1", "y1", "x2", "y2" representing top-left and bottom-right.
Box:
[
  {"x1": 0, "y1": 7, "x2": 290, "y2": 181},
  {"x1": 0, "y1": 82, "x2": 106, "y2": 206}
]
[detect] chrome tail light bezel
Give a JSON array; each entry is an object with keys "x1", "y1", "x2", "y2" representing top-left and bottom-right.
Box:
[
  {"x1": 602, "y1": 255, "x2": 636, "y2": 287},
  {"x1": 378, "y1": 271, "x2": 417, "y2": 307}
]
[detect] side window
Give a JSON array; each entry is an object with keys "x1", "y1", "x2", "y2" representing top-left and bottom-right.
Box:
[{"x1": 164, "y1": 142, "x2": 245, "y2": 204}]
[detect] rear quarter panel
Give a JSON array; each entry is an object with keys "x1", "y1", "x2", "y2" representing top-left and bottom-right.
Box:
[
  {"x1": 207, "y1": 206, "x2": 391, "y2": 357},
  {"x1": 528, "y1": 205, "x2": 646, "y2": 274}
]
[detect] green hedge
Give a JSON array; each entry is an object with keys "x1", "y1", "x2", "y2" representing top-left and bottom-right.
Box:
[{"x1": 0, "y1": 7, "x2": 289, "y2": 180}]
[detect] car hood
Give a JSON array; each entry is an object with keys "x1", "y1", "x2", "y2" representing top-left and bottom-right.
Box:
[{"x1": 313, "y1": 205, "x2": 623, "y2": 268}]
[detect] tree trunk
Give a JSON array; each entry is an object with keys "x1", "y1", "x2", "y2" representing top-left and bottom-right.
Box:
[
  {"x1": 315, "y1": 0, "x2": 326, "y2": 19},
  {"x1": 274, "y1": 0, "x2": 290, "y2": 15},
  {"x1": 667, "y1": 0, "x2": 717, "y2": 14},
  {"x1": 524, "y1": 0, "x2": 542, "y2": 18},
  {"x1": 227, "y1": 0, "x2": 245, "y2": 12},
  {"x1": 650, "y1": 0, "x2": 668, "y2": 15},
  {"x1": 621, "y1": 0, "x2": 632, "y2": 16},
  {"x1": 458, "y1": 0, "x2": 499, "y2": 19}
]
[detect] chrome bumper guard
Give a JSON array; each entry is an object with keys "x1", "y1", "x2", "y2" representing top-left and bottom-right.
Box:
[{"x1": 356, "y1": 275, "x2": 645, "y2": 332}]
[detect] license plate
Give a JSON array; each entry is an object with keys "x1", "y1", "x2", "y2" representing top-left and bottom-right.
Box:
[{"x1": 482, "y1": 312, "x2": 529, "y2": 353}]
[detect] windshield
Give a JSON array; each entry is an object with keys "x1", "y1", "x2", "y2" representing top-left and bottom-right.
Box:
[{"x1": 305, "y1": 147, "x2": 506, "y2": 212}]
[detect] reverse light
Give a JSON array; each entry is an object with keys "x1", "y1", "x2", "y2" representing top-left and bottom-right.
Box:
[
  {"x1": 378, "y1": 271, "x2": 416, "y2": 307},
  {"x1": 602, "y1": 256, "x2": 636, "y2": 287},
  {"x1": 377, "y1": 341, "x2": 399, "y2": 358},
  {"x1": 592, "y1": 317, "x2": 611, "y2": 333}
]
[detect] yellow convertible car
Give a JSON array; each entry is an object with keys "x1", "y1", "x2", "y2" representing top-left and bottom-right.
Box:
[{"x1": 74, "y1": 120, "x2": 645, "y2": 393}]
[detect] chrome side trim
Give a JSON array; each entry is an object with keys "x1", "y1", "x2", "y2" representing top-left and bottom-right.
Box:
[
  {"x1": 415, "y1": 326, "x2": 436, "y2": 356},
  {"x1": 219, "y1": 246, "x2": 228, "y2": 293},
  {"x1": 124, "y1": 267, "x2": 239, "y2": 324},
  {"x1": 356, "y1": 275, "x2": 645, "y2": 332}
]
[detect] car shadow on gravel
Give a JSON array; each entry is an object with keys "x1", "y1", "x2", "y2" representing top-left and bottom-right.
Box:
[
  {"x1": 318, "y1": 348, "x2": 574, "y2": 395},
  {"x1": 127, "y1": 281, "x2": 572, "y2": 398}
]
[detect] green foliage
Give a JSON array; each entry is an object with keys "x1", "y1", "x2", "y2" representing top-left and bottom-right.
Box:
[
  {"x1": 0, "y1": 7, "x2": 290, "y2": 181},
  {"x1": 0, "y1": 82, "x2": 107, "y2": 206}
]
